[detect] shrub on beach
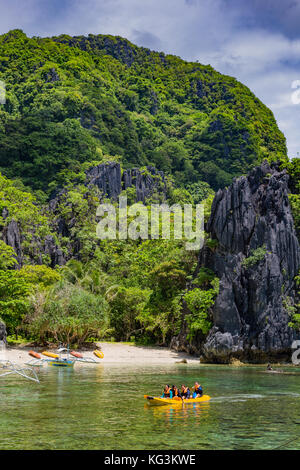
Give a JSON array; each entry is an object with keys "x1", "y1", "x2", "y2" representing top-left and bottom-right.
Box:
[{"x1": 24, "y1": 281, "x2": 110, "y2": 345}]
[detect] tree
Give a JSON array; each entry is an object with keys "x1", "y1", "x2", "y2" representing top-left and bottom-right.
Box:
[
  {"x1": 108, "y1": 286, "x2": 150, "y2": 341},
  {"x1": 184, "y1": 288, "x2": 215, "y2": 339},
  {"x1": 0, "y1": 270, "x2": 32, "y2": 333},
  {"x1": 0, "y1": 241, "x2": 17, "y2": 269},
  {"x1": 25, "y1": 282, "x2": 110, "y2": 345}
]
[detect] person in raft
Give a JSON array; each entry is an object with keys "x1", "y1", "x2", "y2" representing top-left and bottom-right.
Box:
[
  {"x1": 171, "y1": 385, "x2": 181, "y2": 398},
  {"x1": 180, "y1": 384, "x2": 191, "y2": 399},
  {"x1": 162, "y1": 384, "x2": 172, "y2": 398},
  {"x1": 192, "y1": 382, "x2": 203, "y2": 398}
]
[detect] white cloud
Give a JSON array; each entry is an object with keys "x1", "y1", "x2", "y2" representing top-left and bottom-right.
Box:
[{"x1": 197, "y1": 29, "x2": 300, "y2": 156}]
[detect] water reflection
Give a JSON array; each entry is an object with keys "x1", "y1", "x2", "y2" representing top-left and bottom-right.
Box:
[{"x1": 147, "y1": 402, "x2": 210, "y2": 426}]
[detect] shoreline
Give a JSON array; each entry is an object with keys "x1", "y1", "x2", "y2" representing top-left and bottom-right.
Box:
[
  {"x1": 1, "y1": 343, "x2": 298, "y2": 367},
  {"x1": 0, "y1": 342, "x2": 201, "y2": 366}
]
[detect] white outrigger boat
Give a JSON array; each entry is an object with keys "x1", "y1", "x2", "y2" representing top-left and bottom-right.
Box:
[
  {"x1": 25, "y1": 346, "x2": 104, "y2": 367},
  {"x1": 0, "y1": 341, "x2": 40, "y2": 383},
  {"x1": 0, "y1": 359, "x2": 40, "y2": 383}
]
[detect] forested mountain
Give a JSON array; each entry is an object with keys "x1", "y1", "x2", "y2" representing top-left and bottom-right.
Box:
[{"x1": 0, "y1": 29, "x2": 287, "y2": 198}]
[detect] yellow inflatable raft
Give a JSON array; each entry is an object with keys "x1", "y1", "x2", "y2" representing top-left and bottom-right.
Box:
[{"x1": 144, "y1": 395, "x2": 211, "y2": 406}]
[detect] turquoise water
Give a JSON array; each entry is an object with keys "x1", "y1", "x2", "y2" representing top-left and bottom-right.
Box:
[{"x1": 0, "y1": 363, "x2": 300, "y2": 450}]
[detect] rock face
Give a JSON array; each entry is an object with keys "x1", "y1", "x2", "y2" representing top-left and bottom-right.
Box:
[
  {"x1": 199, "y1": 161, "x2": 300, "y2": 362},
  {"x1": 0, "y1": 321, "x2": 6, "y2": 343},
  {"x1": 86, "y1": 162, "x2": 122, "y2": 200},
  {"x1": 2, "y1": 218, "x2": 23, "y2": 265},
  {"x1": 44, "y1": 162, "x2": 167, "y2": 265},
  {"x1": 43, "y1": 235, "x2": 66, "y2": 267},
  {"x1": 1, "y1": 162, "x2": 167, "y2": 268},
  {"x1": 0, "y1": 210, "x2": 65, "y2": 269},
  {"x1": 85, "y1": 162, "x2": 166, "y2": 202}
]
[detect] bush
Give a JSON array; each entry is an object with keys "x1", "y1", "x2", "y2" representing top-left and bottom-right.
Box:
[
  {"x1": 184, "y1": 288, "x2": 216, "y2": 339},
  {"x1": 25, "y1": 282, "x2": 110, "y2": 345},
  {"x1": 242, "y1": 246, "x2": 267, "y2": 269}
]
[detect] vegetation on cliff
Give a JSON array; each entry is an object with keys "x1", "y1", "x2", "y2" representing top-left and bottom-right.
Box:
[
  {"x1": 0, "y1": 29, "x2": 298, "y2": 349},
  {"x1": 0, "y1": 29, "x2": 287, "y2": 198}
]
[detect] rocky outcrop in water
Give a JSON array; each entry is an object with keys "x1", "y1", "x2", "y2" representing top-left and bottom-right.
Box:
[
  {"x1": 201, "y1": 161, "x2": 300, "y2": 362},
  {"x1": 172, "y1": 161, "x2": 300, "y2": 362}
]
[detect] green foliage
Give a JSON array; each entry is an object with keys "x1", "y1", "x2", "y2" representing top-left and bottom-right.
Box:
[
  {"x1": 281, "y1": 157, "x2": 300, "y2": 239},
  {"x1": 25, "y1": 281, "x2": 110, "y2": 345},
  {"x1": 288, "y1": 271, "x2": 300, "y2": 331},
  {"x1": 205, "y1": 238, "x2": 219, "y2": 251},
  {"x1": 108, "y1": 286, "x2": 151, "y2": 341},
  {"x1": 186, "y1": 181, "x2": 215, "y2": 204},
  {"x1": 18, "y1": 265, "x2": 61, "y2": 289},
  {"x1": 0, "y1": 269, "x2": 32, "y2": 331},
  {"x1": 0, "y1": 172, "x2": 53, "y2": 263},
  {"x1": 167, "y1": 187, "x2": 194, "y2": 205},
  {"x1": 148, "y1": 261, "x2": 187, "y2": 297},
  {"x1": 0, "y1": 241, "x2": 17, "y2": 269},
  {"x1": 184, "y1": 288, "x2": 216, "y2": 339},
  {"x1": 137, "y1": 295, "x2": 182, "y2": 345},
  {"x1": 52, "y1": 184, "x2": 101, "y2": 262},
  {"x1": 120, "y1": 186, "x2": 137, "y2": 205},
  {"x1": 0, "y1": 173, "x2": 48, "y2": 231},
  {"x1": 289, "y1": 193, "x2": 300, "y2": 239},
  {"x1": 193, "y1": 267, "x2": 216, "y2": 287},
  {"x1": 203, "y1": 194, "x2": 215, "y2": 222},
  {"x1": 0, "y1": 30, "x2": 288, "y2": 195},
  {"x1": 183, "y1": 269, "x2": 219, "y2": 340},
  {"x1": 242, "y1": 246, "x2": 267, "y2": 269},
  {"x1": 283, "y1": 157, "x2": 300, "y2": 194}
]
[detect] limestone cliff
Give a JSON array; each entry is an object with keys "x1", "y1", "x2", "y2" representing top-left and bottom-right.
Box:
[
  {"x1": 85, "y1": 162, "x2": 166, "y2": 202},
  {"x1": 1, "y1": 162, "x2": 167, "y2": 268},
  {"x1": 0, "y1": 322, "x2": 6, "y2": 343},
  {"x1": 199, "y1": 161, "x2": 300, "y2": 362}
]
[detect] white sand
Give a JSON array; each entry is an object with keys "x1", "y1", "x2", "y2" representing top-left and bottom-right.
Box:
[{"x1": 0, "y1": 342, "x2": 200, "y2": 366}]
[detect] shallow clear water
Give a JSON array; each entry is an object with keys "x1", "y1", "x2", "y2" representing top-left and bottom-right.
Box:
[{"x1": 0, "y1": 363, "x2": 300, "y2": 450}]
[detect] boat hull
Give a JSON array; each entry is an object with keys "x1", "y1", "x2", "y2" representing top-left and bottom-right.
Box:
[
  {"x1": 145, "y1": 395, "x2": 210, "y2": 406},
  {"x1": 47, "y1": 360, "x2": 74, "y2": 368}
]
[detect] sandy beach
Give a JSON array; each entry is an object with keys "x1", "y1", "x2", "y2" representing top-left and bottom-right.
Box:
[{"x1": 0, "y1": 342, "x2": 200, "y2": 366}]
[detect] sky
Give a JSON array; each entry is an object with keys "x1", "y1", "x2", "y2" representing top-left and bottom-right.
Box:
[{"x1": 0, "y1": 0, "x2": 299, "y2": 157}]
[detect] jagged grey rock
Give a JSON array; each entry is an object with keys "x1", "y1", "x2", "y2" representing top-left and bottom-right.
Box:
[
  {"x1": 44, "y1": 162, "x2": 167, "y2": 265},
  {"x1": 86, "y1": 162, "x2": 122, "y2": 200},
  {"x1": 0, "y1": 321, "x2": 6, "y2": 343},
  {"x1": 172, "y1": 161, "x2": 300, "y2": 362},
  {"x1": 44, "y1": 235, "x2": 66, "y2": 267},
  {"x1": 85, "y1": 162, "x2": 166, "y2": 203},
  {"x1": 2, "y1": 219, "x2": 23, "y2": 266},
  {"x1": 201, "y1": 161, "x2": 300, "y2": 362}
]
